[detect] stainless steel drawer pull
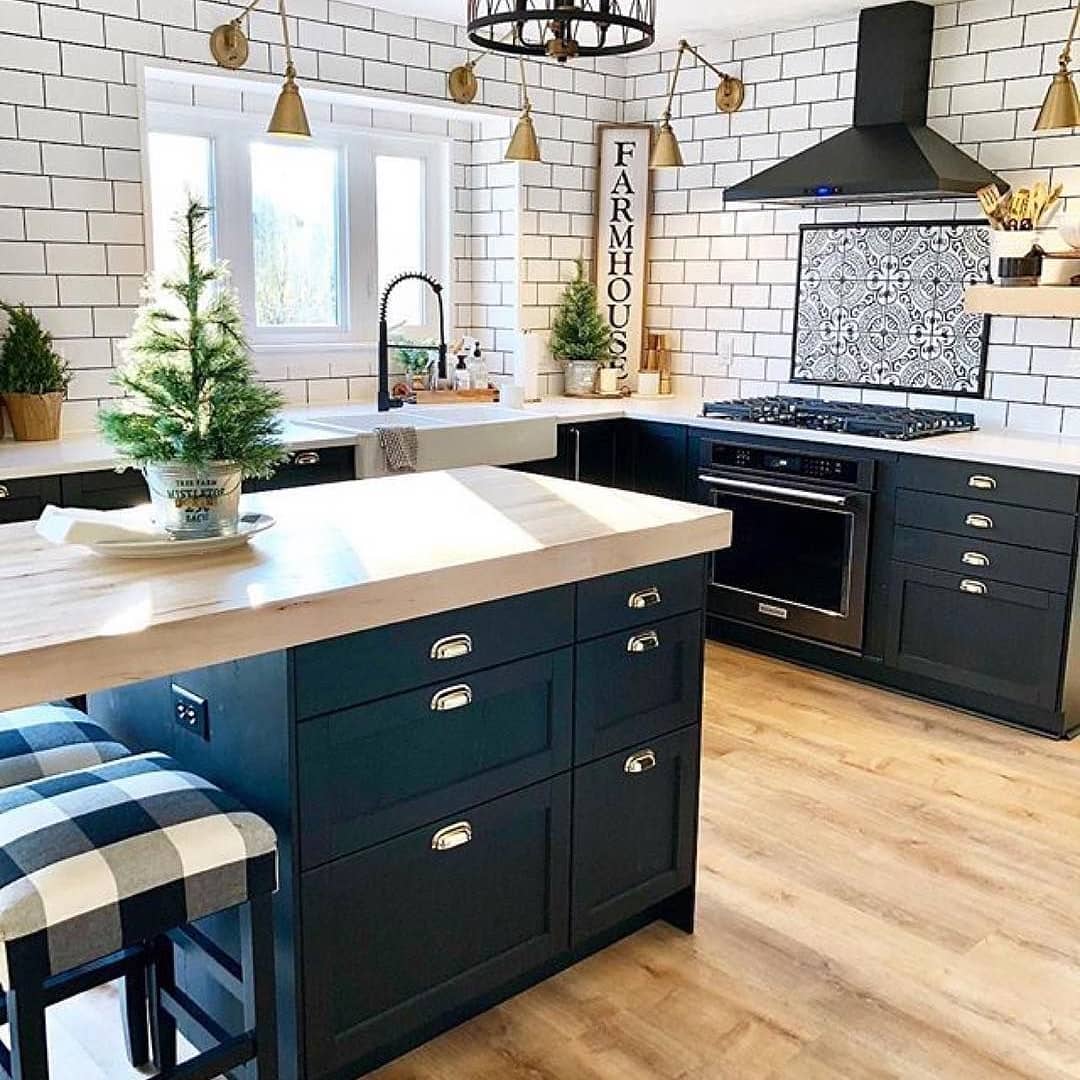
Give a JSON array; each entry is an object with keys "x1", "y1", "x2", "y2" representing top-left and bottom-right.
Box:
[
  {"x1": 0, "y1": 485, "x2": 8, "y2": 499},
  {"x1": 293, "y1": 451, "x2": 321, "y2": 466},
  {"x1": 624, "y1": 749, "x2": 657, "y2": 775},
  {"x1": 627, "y1": 630, "x2": 660, "y2": 654},
  {"x1": 959, "y1": 579, "x2": 988, "y2": 596},
  {"x1": 628, "y1": 586, "x2": 662, "y2": 609},
  {"x1": 968, "y1": 474, "x2": 997, "y2": 491},
  {"x1": 430, "y1": 633, "x2": 473, "y2": 661},
  {"x1": 431, "y1": 822, "x2": 472, "y2": 851},
  {"x1": 964, "y1": 513, "x2": 993, "y2": 530},
  {"x1": 962, "y1": 551, "x2": 990, "y2": 568},
  {"x1": 430, "y1": 684, "x2": 473, "y2": 712}
]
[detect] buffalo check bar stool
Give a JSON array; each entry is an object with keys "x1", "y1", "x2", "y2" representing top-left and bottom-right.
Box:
[
  {"x1": 0, "y1": 705, "x2": 129, "y2": 787},
  {"x1": 0, "y1": 751, "x2": 279, "y2": 1079}
]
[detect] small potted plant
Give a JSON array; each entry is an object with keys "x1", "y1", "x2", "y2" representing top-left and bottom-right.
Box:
[
  {"x1": 0, "y1": 303, "x2": 71, "y2": 441},
  {"x1": 550, "y1": 258, "x2": 614, "y2": 397},
  {"x1": 392, "y1": 335, "x2": 436, "y2": 391},
  {"x1": 99, "y1": 196, "x2": 285, "y2": 539}
]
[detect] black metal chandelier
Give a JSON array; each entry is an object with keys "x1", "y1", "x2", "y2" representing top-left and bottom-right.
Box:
[{"x1": 466, "y1": 0, "x2": 655, "y2": 62}]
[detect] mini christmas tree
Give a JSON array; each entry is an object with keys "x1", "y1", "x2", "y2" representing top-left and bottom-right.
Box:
[
  {"x1": 0, "y1": 303, "x2": 71, "y2": 395},
  {"x1": 549, "y1": 258, "x2": 613, "y2": 365},
  {"x1": 100, "y1": 196, "x2": 285, "y2": 478}
]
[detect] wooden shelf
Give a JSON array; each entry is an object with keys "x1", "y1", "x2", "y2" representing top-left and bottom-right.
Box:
[{"x1": 965, "y1": 284, "x2": 1080, "y2": 318}]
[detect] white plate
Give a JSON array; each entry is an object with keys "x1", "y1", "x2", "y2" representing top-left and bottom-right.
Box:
[{"x1": 86, "y1": 514, "x2": 276, "y2": 559}]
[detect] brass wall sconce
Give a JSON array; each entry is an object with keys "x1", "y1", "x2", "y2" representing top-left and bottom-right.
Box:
[
  {"x1": 209, "y1": 0, "x2": 311, "y2": 137},
  {"x1": 651, "y1": 39, "x2": 745, "y2": 169},
  {"x1": 1036, "y1": 2, "x2": 1080, "y2": 130}
]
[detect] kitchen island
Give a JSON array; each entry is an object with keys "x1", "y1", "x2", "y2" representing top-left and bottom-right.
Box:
[{"x1": 0, "y1": 466, "x2": 730, "y2": 1079}]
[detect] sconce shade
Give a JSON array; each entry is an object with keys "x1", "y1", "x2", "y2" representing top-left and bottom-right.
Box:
[
  {"x1": 1036, "y1": 63, "x2": 1080, "y2": 130},
  {"x1": 650, "y1": 120, "x2": 683, "y2": 169},
  {"x1": 268, "y1": 63, "x2": 311, "y2": 137},
  {"x1": 505, "y1": 107, "x2": 541, "y2": 162}
]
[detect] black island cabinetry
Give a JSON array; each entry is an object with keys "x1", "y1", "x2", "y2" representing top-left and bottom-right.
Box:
[{"x1": 90, "y1": 554, "x2": 708, "y2": 1079}]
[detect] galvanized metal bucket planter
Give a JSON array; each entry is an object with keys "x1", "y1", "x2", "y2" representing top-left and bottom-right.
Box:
[{"x1": 144, "y1": 461, "x2": 243, "y2": 539}]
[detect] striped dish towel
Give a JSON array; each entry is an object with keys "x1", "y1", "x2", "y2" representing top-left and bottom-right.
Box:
[{"x1": 375, "y1": 426, "x2": 419, "y2": 473}]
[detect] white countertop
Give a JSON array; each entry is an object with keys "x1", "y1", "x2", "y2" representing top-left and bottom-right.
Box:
[
  {"x1": 7, "y1": 397, "x2": 1080, "y2": 477},
  {"x1": 0, "y1": 466, "x2": 731, "y2": 711}
]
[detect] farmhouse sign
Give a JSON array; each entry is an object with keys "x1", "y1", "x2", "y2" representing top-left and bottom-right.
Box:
[{"x1": 595, "y1": 124, "x2": 651, "y2": 382}]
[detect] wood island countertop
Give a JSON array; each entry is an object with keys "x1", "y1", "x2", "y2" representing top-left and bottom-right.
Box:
[{"x1": 0, "y1": 466, "x2": 731, "y2": 712}]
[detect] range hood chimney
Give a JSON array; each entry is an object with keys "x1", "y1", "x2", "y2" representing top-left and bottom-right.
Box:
[{"x1": 724, "y1": 1, "x2": 1005, "y2": 205}]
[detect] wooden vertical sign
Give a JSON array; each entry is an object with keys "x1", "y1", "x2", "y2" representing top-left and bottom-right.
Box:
[{"x1": 595, "y1": 124, "x2": 652, "y2": 383}]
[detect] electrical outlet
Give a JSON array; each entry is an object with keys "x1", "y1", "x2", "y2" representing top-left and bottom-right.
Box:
[
  {"x1": 717, "y1": 335, "x2": 735, "y2": 367},
  {"x1": 172, "y1": 683, "x2": 209, "y2": 740}
]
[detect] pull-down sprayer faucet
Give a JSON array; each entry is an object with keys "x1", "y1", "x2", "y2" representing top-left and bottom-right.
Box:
[{"x1": 377, "y1": 272, "x2": 448, "y2": 412}]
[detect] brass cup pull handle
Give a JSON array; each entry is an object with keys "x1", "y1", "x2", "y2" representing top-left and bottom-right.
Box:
[
  {"x1": 965, "y1": 513, "x2": 993, "y2": 530},
  {"x1": 960, "y1": 578, "x2": 988, "y2": 596},
  {"x1": 962, "y1": 551, "x2": 990, "y2": 568},
  {"x1": 627, "y1": 630, "x2": 660, "y2": 654},
  {"x1": 968, "y1": 474, "x2": 997, "y2": 490},
  {"x1": 0, "y1": 485, "x2": 8, "y2": 499},
  {"x1": 628, "y1": 586, "x2": 661, "y2": 609},
  {"x1": 625, "y1": 749, "x2": 657, "y2": 774},
  {"x1": 430, "y1": 633, "x2": 473, "y2": 661},
  {"x1": 293, "y1": 451, "x2": 321, "y2": 466},
  {"x1": 430, "y1": 684, "x2": 473, "y2": 712},
  {"x1": 431, "y1": 821, "x2": 472, "y2": 851}
]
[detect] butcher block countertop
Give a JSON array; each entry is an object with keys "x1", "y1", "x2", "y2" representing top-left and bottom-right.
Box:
[{"x1": 0, "y1": 466, "x2": 731, "y2": 712}]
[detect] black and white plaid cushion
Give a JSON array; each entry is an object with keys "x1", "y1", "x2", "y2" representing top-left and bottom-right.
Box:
[
  {"x1": 0, "y1": 752, "x2": 277, "y2": 987},
  {"x1": 0, "y1": 703, "x2": 129, "y2": 788}
]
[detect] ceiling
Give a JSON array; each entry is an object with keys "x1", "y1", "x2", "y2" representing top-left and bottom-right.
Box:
[{"x1": 376, "y1": 0, "x2": 880, "y2": 42}]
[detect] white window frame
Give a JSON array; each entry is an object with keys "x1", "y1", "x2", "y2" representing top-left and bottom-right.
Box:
[{"x1": 145, "y1": 103, "x2": 451, "y2": 350}]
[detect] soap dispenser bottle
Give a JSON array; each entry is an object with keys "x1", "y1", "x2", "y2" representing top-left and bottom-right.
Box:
[{"x1": 453, "y1": 355, "x2": 473, "y2": 392}]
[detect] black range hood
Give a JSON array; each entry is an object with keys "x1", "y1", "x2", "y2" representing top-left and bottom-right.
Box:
[{"x1": 725, "y1": 1, "x2": 1005, "y2": 205}]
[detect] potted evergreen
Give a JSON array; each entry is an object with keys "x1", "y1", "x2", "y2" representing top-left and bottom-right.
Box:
[
  {"x1": 99, "y1": 196, "x2": 285, "y2": 538},
  {"x1": 550, "y1": 259, "x2": 614, "y2": 397},
  {"x1": 0, "y1": 303, "x2": 71, "y2": 441}
]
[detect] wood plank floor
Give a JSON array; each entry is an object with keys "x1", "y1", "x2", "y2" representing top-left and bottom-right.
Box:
[{"x1": 46, "y1": 643, "x2": 1080, "y2": 1078}]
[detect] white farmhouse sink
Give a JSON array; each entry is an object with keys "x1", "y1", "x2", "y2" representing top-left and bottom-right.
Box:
[{"x1": 300, "y1": 405, "x2": 557, "y2": 477}]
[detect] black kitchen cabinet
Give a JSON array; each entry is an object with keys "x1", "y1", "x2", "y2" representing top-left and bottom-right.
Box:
[
  {"x1": 59, "y1": 468, "x2": 147, "y2": 511},
  {"x1": 513, "y1": 420, "x2": 620, "y2": 485},
  {"x1": 615, "y1": 421, "x2": 688, "y2": 500},
  {"x1": 885, "y1": 561, "x2": 1067, "y2": 715},
  {"x1": 243, "y1": 445, "x2": 354, "y2": 492},
  {"x1": 0, "y1": 474, "x2": 60, "y2": 524}
]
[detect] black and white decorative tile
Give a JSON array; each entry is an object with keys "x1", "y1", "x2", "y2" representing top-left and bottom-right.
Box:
[{"x1": 792, "y1": 221, "x2": 990, "y2": 397}]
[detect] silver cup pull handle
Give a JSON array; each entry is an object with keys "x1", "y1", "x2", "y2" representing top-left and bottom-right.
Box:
[
  {"x1": 293, "y1": 451, "x2": 321, "y2": 466},
  {"x1": 627, "y1": 630, "x2": 660, "y2": 654},
  {"x1": 628, "y1": 586, "x2": 661, "y2": 609},
  {"x1": 968, "y1": 474, "x2": 997, "y2": 490},
  {"x1": 0, "y1": 485, "x2": 8, "y2": 499},
  {"x1": 430, "y1": 684, "x2": 473, "y2": 712},
  {"x1": 624, "y1": 749, "x2": 657, "y2": 774},
  {"x1": 430, "y1": 633, "x2": 473, "y2": 661},
  {"x1": 959, "y1": 578, "x2": 988, "y2": 596},
  {"x1": 965, "y1": 513, "x2": 993, "y2": 530},
  {"x1": 962, "y1": 551, "x2": 990, "y2": 568},
  {"x1": 431, "y1": 821, "x2": 472, "y2": 851}
]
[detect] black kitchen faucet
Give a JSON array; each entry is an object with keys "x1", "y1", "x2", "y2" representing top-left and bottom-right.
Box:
[{"x1": 377, "y1": 271, "x2": 448, "y2": 412}]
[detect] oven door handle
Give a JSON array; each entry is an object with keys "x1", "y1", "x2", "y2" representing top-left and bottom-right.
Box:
[{"x1": 698, "y1": 474, "x2": 851, "y2": 507}]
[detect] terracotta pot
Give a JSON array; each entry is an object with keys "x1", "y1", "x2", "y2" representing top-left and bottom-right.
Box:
[{"x1": 3, "y1": 392, "x2": 63, "y2": 442}]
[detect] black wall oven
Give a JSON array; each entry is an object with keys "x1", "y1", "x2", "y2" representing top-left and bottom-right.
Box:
[{"x1": 696, "y1": 440, "x2": 876, "y2": 652}]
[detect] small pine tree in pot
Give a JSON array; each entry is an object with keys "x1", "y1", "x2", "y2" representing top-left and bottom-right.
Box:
[
  {"x1": 0, "y1": 304, "x2": 71, "y2": 441},
  {"x1": 99, "y1": 196, "x2": 285, "y2": 538},
  {"x1": 549, "y1": 259, "x2": 614, "y2": 396}
]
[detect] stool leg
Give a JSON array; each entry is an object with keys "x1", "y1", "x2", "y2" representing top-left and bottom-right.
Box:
[
  {"x1": 240, "y1": 895, "x2": 278, "y2": 1080},
  {"x1": 147, "y1": 935, "x2": 177, "y2": 1072},
  {"x1": 121, "y1": 957, "x2": 150, "y2": 1068},
  {"x1": 7, "y1": 982, "x2": 49, "y2": 1080}
]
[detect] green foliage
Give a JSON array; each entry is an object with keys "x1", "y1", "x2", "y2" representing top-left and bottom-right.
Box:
[
  {"x1": 391, "y1": 335, "x2": 436, "y2": 375},
  {"x1": 99, "y1": 197, "x2": 285, "y2": 479},
  {"x1": 549, "y1": 258, "x2": 613, "y2": 366},
  {"x1": 0, "y1": 303, "x2": 71, "y2": 395}
]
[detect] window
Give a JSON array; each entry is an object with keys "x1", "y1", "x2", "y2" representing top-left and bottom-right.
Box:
[{"x1": 145, "y1": 105, "x2": 449, "y2": 348}]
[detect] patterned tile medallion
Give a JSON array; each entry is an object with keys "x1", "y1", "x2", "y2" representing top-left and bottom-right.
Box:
[{"x1": 792, "y1": 222, "x2": 990, "y2": 396}]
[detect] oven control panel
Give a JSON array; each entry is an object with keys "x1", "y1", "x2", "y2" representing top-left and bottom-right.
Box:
[{"x1": 708, "y1": 443, "x2": 861, "y2": 485}]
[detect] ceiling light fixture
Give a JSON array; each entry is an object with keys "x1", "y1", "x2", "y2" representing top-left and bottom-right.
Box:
[
  {"x1": 466, "y1": 0, "x2": 655, "y2": 63},
  {"x1": 651, "y1": 39, "x2": 745, "y2": 169},
  {"x1": 1036, "y1": 2, "x2": 1080, "y2": 130},
  {"x1": 209, "y1": 0, "x2": 311, "y2": 138}
]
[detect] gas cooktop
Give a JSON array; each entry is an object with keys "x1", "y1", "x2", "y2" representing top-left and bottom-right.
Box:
[{"x1": 700, "y1": 397, "x2": 977, "y2": 441}]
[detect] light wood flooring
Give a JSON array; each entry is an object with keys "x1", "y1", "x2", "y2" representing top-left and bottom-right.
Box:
[{"x1": 43, "y1": 643, "x2": 1080, "y2": 1078}]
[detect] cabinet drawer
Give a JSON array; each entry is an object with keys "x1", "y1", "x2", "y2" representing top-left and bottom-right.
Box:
[
  {"x1": 243, "y1": 444, "x2": 354, "y2": 492},
  {"x1": 575, "y1": 611, "x2": 702, "y2": 764},
  {"x1": 886, "y1": 562, "x2": 1066, "y2": 711},
  {"x1": 577, "y1": 555, "x2": 704, "y2": 640},
  {"x1": 572, "y1": 725, "x2": 699, "y2": 946},
  {"x1": 893, "y1": 525, "x2": 1073, "y2": 593},
  {"x1": 298, "y1": 649, "x2": 572, "y2": 866},
  {"x1": 293, "y1": 585, "x2": 574, "y2": 718},
  {"x1": 0, "y1": 474, "x2": 60, "y2": 524},
  {"x1": 897, "y1": 456, "x2": 1078, "y2": 513},
  {"x1": 60, "y1": 468, "x2": 147, "y2": 510},
  {"x1": 896, "y1": 489, "x2": 1076, "y2": 554},
  {"x1": 302, "y1": 776, "x2": 570, "y2": 1077}
]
